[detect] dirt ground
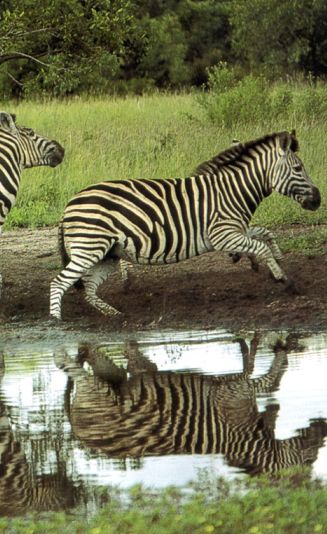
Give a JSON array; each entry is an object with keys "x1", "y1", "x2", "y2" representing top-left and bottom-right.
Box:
[{"x1": 1, "y1": 225, "x2": 327, "y2": 336}]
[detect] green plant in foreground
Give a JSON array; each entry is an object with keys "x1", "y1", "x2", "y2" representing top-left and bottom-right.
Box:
[{"x1": 1, "y1": 469, "x2": 327, "y2": 534}]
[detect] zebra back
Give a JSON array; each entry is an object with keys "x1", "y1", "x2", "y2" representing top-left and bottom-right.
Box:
[
  {"x1": 195, "y1": 131, "x2": 299, "y2": 175},
  {"x1": 195, "y1": 141, "x2": 245, "y2": 174}
]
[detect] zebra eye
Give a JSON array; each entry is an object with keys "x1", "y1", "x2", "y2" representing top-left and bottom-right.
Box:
[{"x1": 293, "y1": 164, "x2": 302, "y2": 172}]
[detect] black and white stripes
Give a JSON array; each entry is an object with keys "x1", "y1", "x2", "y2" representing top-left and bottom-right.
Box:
[
  {"x1": 56, "y1": 339, "x2": 327, "y2": 474},
  {"x1": 0, "y1": 112, "x2": 64, "y2": 296},
  {"x1": 50, "y1": 130, "x2": 320, "y2": 319}
]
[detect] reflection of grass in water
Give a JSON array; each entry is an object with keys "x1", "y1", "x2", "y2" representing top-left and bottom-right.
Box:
[
  {"x1": 1, "y1": 350, "x2": 55, "y2": 374},
  {"x1": 1, "y1": 468, "x2": 326, "y2": 532}
]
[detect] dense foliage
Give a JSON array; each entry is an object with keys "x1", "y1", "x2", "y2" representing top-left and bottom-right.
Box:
[{"x1": 2, "y1": 0, "x2": 327, "y2": 98}]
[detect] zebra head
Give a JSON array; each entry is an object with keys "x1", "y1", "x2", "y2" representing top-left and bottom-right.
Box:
[
  {"x1": 0, "y1": 112, "x2": 65, "y2": 169},
  {"x1": 271, "y1": 130, "x2": 320, "y2": 211}
]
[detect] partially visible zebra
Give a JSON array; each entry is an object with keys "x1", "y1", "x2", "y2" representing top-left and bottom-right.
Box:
[
  {"x1": 55, "y1": 336, "x2": 327, "y2": 474},
  {"x1": 50, "y1": 130, "x2": 320, "y2": 320},
  {"x1": 0, "y1": 112, "x2": 64, "y2": 297}
]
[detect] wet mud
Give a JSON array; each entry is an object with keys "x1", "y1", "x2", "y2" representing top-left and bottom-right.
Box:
[{"x1": 1, "y1": 225, "x2": 327, "y2": 339}]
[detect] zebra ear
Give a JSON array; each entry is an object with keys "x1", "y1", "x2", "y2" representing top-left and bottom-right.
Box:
[
  {"x1": 278, "y1": 131, "x2": 292, "y2": 156},
  {"x1": 0, "y1": 112, "x2": 18, "y2": 135},
  {"x1": 290, "y1": 129, "x2": 299, "y2": 152}
]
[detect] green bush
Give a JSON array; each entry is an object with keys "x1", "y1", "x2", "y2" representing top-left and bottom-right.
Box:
[
  {"x1": 198, "y1": 64, "x2": 327, "y2": 130},
  {"x1": 206, "y1": 61, "x2": 239, "y2": 93},
  {"x1": 270, "y1": 85, "x2": 294, "y2": 118},
  {"x1": 198, "y1": 64, "x2": 271, "y2": 127},
  {"x1": 293, "y1": 85, "x2": 327, "y2": 122}
]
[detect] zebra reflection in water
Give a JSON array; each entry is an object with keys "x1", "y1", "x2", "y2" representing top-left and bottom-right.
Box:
[
  {"x1": 56, "y1": 335, "x2": 327, "y2": 475},
  {"x1": 0, "y1": 354, "x2": 79, "y2": 517}
]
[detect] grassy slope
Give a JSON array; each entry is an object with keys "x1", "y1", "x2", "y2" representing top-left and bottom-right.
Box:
[{"x1": 3, "y1": 92, "x2": 327, "y2": 232}]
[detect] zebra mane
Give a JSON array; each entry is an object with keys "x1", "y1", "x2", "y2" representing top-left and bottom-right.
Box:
[{"x1": 195, "y1": 131, "x2": 299, "y2": 175}]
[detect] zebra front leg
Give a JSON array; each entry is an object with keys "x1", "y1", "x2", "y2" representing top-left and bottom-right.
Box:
[
  {"x1": 229, "y1": 227, "x2": 282, "y2": 271},
  {"x1": 120, "y1": 259, "x2": 129, "y2": 283},
  {"x1": 82, "y1": 260, "x2": 122, "y2": 317},
  {"x1": 208, "y1": 221, "x2": 293, "y2": 288},
  {"x1": 248, "y1": 226, "x2": 283, "y2": 262},
  {"x1": 253, "y1": 228, "x2": 298, "y2": 292}
]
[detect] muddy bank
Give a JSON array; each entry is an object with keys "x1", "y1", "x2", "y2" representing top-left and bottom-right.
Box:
[{"x1": 1, "y1": 226, "x2": 327, "y2": 338}]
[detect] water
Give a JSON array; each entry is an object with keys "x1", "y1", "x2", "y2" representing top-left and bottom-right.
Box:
[{"x1": 0, "y1": 328, "x2": 327, "y2": 516}]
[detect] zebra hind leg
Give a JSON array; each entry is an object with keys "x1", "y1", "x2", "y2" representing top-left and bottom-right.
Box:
[
  {"x1": 82, "y1": 260, "x2": 122, "y2": 317},
  {"x1": 50, "y1": 255, "x2": 101, "y2": 320},
  {"x1": 229, "y1": 251, "x2": 259, "y2": 271}
]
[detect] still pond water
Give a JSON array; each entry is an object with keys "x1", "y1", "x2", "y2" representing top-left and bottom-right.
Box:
[{"x1": 0, "y1": 328, "x2": 326, "y2": 516}]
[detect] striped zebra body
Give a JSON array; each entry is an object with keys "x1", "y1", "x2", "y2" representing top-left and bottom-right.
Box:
[
  {"x1": 0, "y1": 112, "x2": 64, "y2": 297},
  {"x1": 50, "y1": 130, "x2": 320, "y2": 320},
  {"x1": 56, "y1": 338, "x2": 327, "y2": 474}
]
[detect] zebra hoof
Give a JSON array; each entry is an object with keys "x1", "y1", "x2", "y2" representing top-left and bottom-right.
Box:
[
  {"x1": 282, "y1": 278, "x2": 300, "y2": 296},
  {"x1": 230, "y1": 252, "x2": 241, "y2": 263},
  {"x1": 250, "y1": 259, "x2": 259, "y2": 272},
  {"x1": 48, "y1": 314, "x2": 62, "y2": 324}
]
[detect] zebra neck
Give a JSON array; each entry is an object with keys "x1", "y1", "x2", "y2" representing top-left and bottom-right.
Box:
[
  {"x1": 0, "y1": 162, "x2": 21, "y2": 225},
  {"x1": 211, "y1": 170, "x2": 269, "y2": 223}
]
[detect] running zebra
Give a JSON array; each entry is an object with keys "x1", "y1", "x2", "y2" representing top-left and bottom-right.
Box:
[
  {"x1": 0, "y1": 112, "x2": 64, "y2": 297},
  {"x1": 55, "y1": 337, "x2": 327, "y2": 474},
  {"x1": 50, "y1": 130, "x2": 320, "y2": 320}
]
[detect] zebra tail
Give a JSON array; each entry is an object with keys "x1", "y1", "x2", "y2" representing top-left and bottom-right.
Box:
[{"x1": 58, "y1": 219, "x2": 84, "y2": 290}]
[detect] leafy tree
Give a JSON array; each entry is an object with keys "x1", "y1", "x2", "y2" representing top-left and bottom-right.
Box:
[
  {"x1": 177, "y1": 0, "x2": 231, "y2": 84},
  {"x1": 2, "y1": 0, "x2": 327, "y2": 97},
  {"x1": 0, "y1": 0, "x2": 135, "y2": 96},
  {"x1": 297, "y1": 0, "x2": 327, "y2": 78},
  {"x1": 136, "y1": 13, "x2": 190, "y2": 87},
  {"x1": 229, "y1": 0, "x2": 327, "y2": 78},
  {"x1": 130, "y1": 0, "x2": 232, "y2": 87}
]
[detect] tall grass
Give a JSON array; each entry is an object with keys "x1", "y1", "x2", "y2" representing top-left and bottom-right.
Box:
[{"x1": 2, "y1": 84, "x2": 327, "y2": 230}]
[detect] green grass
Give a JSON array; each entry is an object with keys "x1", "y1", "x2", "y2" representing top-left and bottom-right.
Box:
[
  {"x1": 1, "y1": 469, "x2": 327, "y2": 533},
  {"x1": 2, "y1": 88, "x2": 327, "y2": 233},
  {"x1": 279, "y1": 226, "x2": 327, "y2": 255}
]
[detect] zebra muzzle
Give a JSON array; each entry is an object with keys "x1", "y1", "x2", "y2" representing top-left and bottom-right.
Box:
[
  {"x1": 301, "y1": 186, "x2": 321, "y2": 211},
  {"x1": 48, "y1": 143, "x2": 65, "y2": 167}
]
